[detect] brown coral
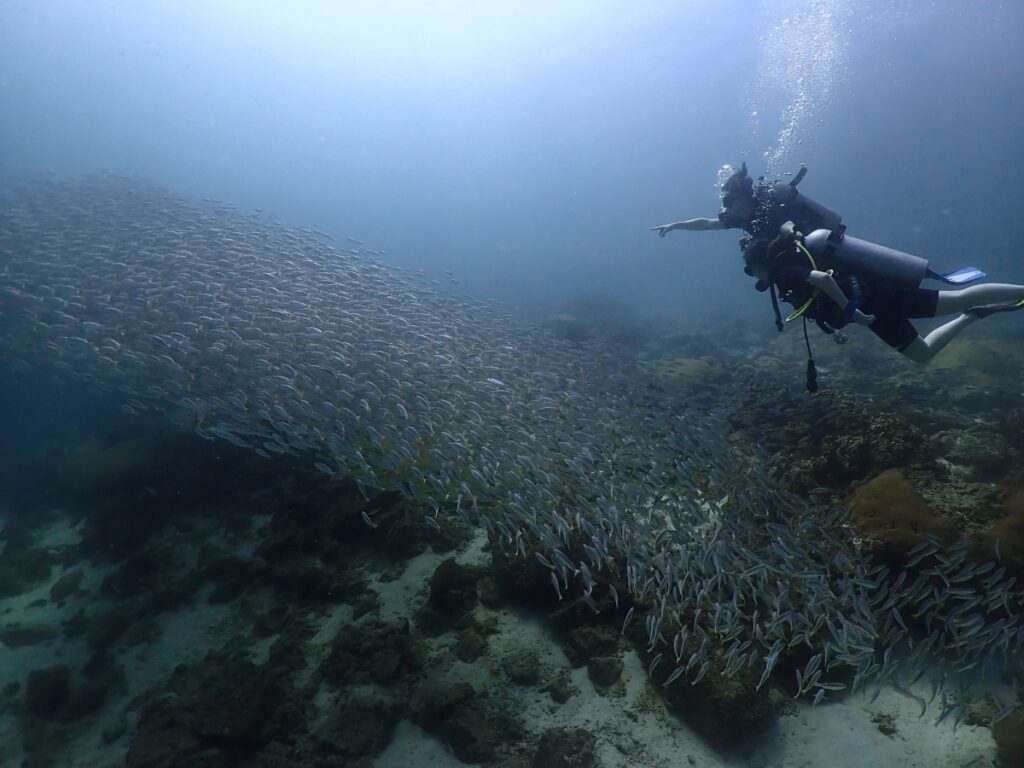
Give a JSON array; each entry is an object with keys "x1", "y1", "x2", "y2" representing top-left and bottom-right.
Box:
[{"x1": 847, "y1": 469, "x2": 956, "y2": 556}]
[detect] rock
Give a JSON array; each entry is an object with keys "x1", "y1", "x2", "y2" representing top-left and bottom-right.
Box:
[
  {"x1": 321, "y1": 620, "x2": 421, "y2": 687},
  {"x1": 66, "y1": 676, "x2": 110, "y2": 721},
  {"x1": 993, "y1": 712, "x2": 1024, "y2": 767},
  {"x1": 191, "y1": 659, "x2": 286, "y2": 747},
  {"x1": 564, "y1": 625, "x2": 618, "y2": 665},
  {"x1": 586, "y1": 656, "x2": 622, "y2": 690},
  {"x1": 0, "y1": 622, "x2": 58, "y2": 647},
  {"x1": 502, "y1": 648, "x2": 540, "y2": 686},
  {"x1": 532, "y1": 727, "x2": 596, "y2": 768},
  {"x1": 437, "y1": 705, "x2": 498, "y2": 763},
  {"x1": 454, "y1": 627, "x2": 487, "y2": 662},
  {"x1": 549, "y1": 596, "x2": 611, "y2": 634},
  {"x1": 25, "y1": 665, "x2": 71, "y2": 720},
  {"x1": 428, "y1": 558, "x2": 478, "y2": 613},
  {"x1": 49, "y1": 569, "x2": 84, "y2": 603},
  {"x1": 660, "y1": 651, "x2": 775, "y2": 751},
  {"x1": 477, "y1": 576, "x2": 501, "y2": 608},
  {"x1": 848, "y1": 469, "x2": 956, "y2": 556},
  {"x1": 542, "y1": 671, "x2": 575, "y2": 704},
  {"x1": 411, "y1": 681, "x2": 503, "y2": 764},
  {"x1": 317, "y1": 692, "x2": 398, "y2": 757},
  {"x1": 418, "y1": 558, "x2": 479, "y2": 636},
  {"x1": 0, "y1": 546, "x2": 55, "y2": 598},
  {"x1": 127, "y1": 653, "x2": 298, "y2": 765}
]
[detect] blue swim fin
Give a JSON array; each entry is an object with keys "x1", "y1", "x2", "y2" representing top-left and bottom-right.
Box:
[{"x1": 937, "y1": 266, "x2": 986, "y2": 285}]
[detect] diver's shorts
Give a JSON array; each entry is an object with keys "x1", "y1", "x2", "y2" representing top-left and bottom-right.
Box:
[{"x1": 865, "y1": 288, "x2": 940, "y2": 351}]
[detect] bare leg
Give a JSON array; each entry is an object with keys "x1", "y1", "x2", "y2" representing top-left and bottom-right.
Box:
[
  {"x1": 900, "y1": 314, "x2": 978, "y2": 363},
  {"x1": 935, "y1": 283, "x2": 1024, "y2": 315}
]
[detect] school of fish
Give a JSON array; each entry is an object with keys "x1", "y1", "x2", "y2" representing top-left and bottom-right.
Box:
[{"x1": 0, "y1": 175, "x2": 1020, "y2": 727}]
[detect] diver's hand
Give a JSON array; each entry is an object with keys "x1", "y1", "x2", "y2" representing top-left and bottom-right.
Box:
[
  {"x1": 651, "y1": 224, "x2": 675, "y2": 237},
  {"x1": 852, "y1": 309, "x2": 875, "y2": 326}
]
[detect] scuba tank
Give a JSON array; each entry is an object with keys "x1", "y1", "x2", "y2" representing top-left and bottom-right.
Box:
[
  {"x1": 769, "y1": 173, "x2": 843, "y2": 234},
  {"x1": 801, "y1": 228, "x2": 984, "y2": 287},
  {"x1": 802, "y1": 228, "x2": 929, "y2": 287}
]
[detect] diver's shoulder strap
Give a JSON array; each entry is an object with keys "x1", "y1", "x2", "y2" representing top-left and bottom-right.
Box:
[{"x1": 820, "y1": 225, "x2": 846, "y2": 265}]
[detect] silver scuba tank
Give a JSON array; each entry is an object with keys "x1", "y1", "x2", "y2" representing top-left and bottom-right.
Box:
[{"x1": 802, "y1": 228, "x2": 930, "y2": 287}]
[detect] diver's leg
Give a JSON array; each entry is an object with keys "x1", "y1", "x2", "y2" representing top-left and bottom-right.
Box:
[
  {"x1": 899, "y1": 314, "x2": 977, "y2": 364},
  {"x1": 934, "y1": 284, "x2": 1024, "y2": 315}
]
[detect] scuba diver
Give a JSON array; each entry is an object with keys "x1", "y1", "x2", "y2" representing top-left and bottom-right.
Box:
[{"x1": 652, "y1": 163, "x2": 1024, "y2": 389}]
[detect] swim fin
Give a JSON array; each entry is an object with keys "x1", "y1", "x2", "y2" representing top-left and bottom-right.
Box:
[
  {"x1": 966, "y1": 298, "x2": 1024, "y2": 318},
  {"x1": 937, "y1": 266, "x2": 986, "y2": 285}
]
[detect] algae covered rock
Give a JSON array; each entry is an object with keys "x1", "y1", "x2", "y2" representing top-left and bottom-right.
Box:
[
  {"x1": 848, "y1": 469, "x2": 956, "y2": 554},
  {"x1": 410, "y1": 680, "x2": 510, "y2": 764},
  {"x1": 321, "y1": 619, "x2": 422, "y2": 687},
  {"x1": 993, "y1": 711, "x2": 1024, "y2": 767},
  {"x1": 586, "y1": 656, "x2": 622, "y2": 690}
]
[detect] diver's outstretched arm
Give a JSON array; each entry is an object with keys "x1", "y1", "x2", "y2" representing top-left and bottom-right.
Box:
[{"x1": 651, "y1": 218, "x2": 725, "y2": 236}]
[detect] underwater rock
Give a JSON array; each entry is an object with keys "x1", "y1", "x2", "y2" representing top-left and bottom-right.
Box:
[
  {"x1": 993, "y1": 711, "x2": 1024, "y2": 768},
  {"x1": 0, "y1": 622, "x2": 58, "y2": 647},
  {"x1": 586, "y1": 656, "x2": 622, "y2": 690},
  {"x1": 410, "y1": 680, "x2": 507, "y2": 764},
  {"x1": 502, "y1": 648, "x2": 541, "y2": 686},
  {"x1": 454, "y1": 627, "x2": 487, "y2": 662},
  {"x1": 428, "y1": 558, "x2": 479, "y2": 612},
  {"x1": 321, "y1": 619, "x2": 422, "y2": 687},
  {"x1": 418, "y1": 558, "x2": 479, "y2": 636},
  {"x1": 316, "y1": 691, "x2": 399, "y2": 758},
  {"x1": 25, "y1": 664, "x2": 71, "y2": 720},
  {"x1": 0, "y1": 545, "x2": 56, "y2": 598},
  {"x1": 660, "y1": 658, "x2": 775, "y2": 751},
  {"x1": 49, "y1": 568, "x2": 84, "y2": 603},
  {"x1": 127, "y1": 653, "x2": 300, "y2": 765},
  {"x1": 541, "y1": 670, "x2": 576, "y2": 704},
  {"x1": 190, "y1": 659, "x2": 290, "y2": 748},
  {"x1": 848, "y1": 469, "x2": 956, "y2": 555},
  {"x1": 489, "y1": 547, "x2": 562, "y2": 613},
  {"x1": 563, "y1": 625, "x2": 619, "y2": 666},
  {"x1": 532, "y1": 727, "x2": 596, "y2": 768},
  {"x1": 477, "y1": 575, "x2": 501, "y2": 608}
]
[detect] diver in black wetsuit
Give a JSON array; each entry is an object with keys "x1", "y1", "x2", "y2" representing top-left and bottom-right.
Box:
[{"x1": 652, "y1": 163, "x2": 1024, "y2": 367}]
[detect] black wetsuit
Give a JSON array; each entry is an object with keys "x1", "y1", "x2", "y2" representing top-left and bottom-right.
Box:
[
  {"x1": 772, "y1": 252, "x2": 940, "y2": 350},
  {"x1": 735, "y1": 178, "x2": 939, "y2": 351}
]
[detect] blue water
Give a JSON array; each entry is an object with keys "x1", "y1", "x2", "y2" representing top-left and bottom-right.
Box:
[{"x1": 2, "y1": 0, "x2": 1020, "y2": 320}]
